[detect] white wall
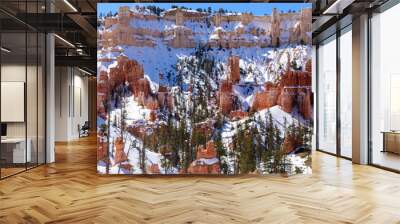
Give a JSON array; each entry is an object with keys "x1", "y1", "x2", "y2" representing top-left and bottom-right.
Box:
[
  {"x1": 55, "y1": 66, "x2": 69, "y2": 141},
  {"x1": 0, "y1": 65, "x2": 41, "y2": 137},
  {"x1": 73, "y1": 73, "x2": 89, "y2": 138},
  {"x1": 1, "y1": 63, "x2": 46, "y2": 164},
  {"x1": 1, "y1": 65, "x2": 27, "y2": 139},
  {"x1": 55, "y1": 67, "x2": 89, "y2": 141}
]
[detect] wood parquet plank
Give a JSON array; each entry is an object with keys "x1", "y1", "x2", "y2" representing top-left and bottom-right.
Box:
[{"x1": 0, "y1": 136, "x2": 399, "y2": 224}]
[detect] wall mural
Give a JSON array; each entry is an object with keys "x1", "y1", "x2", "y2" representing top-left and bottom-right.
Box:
[{"x1": 97, "y1": 3, "x2": 313, "y2": 175}]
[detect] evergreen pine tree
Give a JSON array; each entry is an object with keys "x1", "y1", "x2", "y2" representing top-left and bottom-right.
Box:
[
  {"x1": 215, "y1": 131, "x2": 228, "y2": 174},
  {"x1": 140, "y1": 136, "x2": 147, "y2": 173},
  {"x1": 239, "y1": 125, "x2": 256, "y2": 174}
]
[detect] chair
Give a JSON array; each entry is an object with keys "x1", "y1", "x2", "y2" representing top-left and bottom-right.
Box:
[{"x1": 79, "y1": 121, "x2": 90, "y2": 138}]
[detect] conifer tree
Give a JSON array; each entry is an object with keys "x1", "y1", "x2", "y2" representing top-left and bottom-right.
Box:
[
  {"x1": 215, "y1": 131, "x2": 228, "y2": 174},
  {"x1": 140, "y1": 136, "x2": 147, "y2": 173},
  {"x1": 239, "y1": 126, "x2": 256, "y2": 174},
  {"x1": 232, "y1": 123, "x2": 244, "y2": 174},
  {"x1": 215, "y1": 113, "x2": 224, "y2": 130},
  {"x1": 252, "y1": 119, "x2": 263, "y2": 167}
]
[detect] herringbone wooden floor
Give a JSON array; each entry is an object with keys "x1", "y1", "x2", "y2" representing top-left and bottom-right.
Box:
[{"x1": 1, "y1": 136, "x2": 399, "y2": 224}]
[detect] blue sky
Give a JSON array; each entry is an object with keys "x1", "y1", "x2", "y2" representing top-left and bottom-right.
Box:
[{"x1": 98, "y1": 3, "x2": 311, "y2": 17}]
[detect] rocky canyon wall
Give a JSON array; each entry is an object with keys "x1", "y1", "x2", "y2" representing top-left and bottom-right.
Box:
[{"x1": 99, "y1": 7, "x2": 311, "y2": 49}]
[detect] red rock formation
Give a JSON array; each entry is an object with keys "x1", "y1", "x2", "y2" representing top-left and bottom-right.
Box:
[
  {"x1": 149, "y1": 110, "x2": 157, "y2": 121},
  {"x1": 241, "y1": 13, "x2": 253, "y2": 25},
  {"x1": 197, "y1": 141, "x2": 217, "y2": 159},
  {"x1": 187, "y1": 141, "x2": 220, "y2": 174},
  {"x1": 109, "y1": 55, "x2": 134, "y2": 87},
  {"x1": 147, "y1": 164, "x2": 161, "y2": 174},
  {"x1": 280, "y1": 70, "x2": 311, "y2": 90},
  {"x1": 99, "y1": 70, "x2": 109, "y2": 82},
  {"x1": 270, "y1": 8, "x2": 281, "y2": 47},
  {"x1": 135, "y1": 78, "x2": 152, "y2": 106},
  {"x1": 282, "y1": 134, "x2": 298, "y2": 154},
  {"x1": 128, "y1": 126, "x2": 146, "y2": 140},
  {"x1": 219, "y1": 92, "x2": 233, "y2": 115},
  {"x1": 252, "y1": 81, "x2": 280, "y2": 112},
  {"x1": 118, "y1": 6, "x2": 130, "y2": 27},
  {"x1": 104, "y1": 25, "x2": 157, "y2": 47},
  {"x1": 298, "y1": 90, "x2": 312, "y2": 120},
  {"x1": 156, "y1": 85, "x2": 170, "y2": 109},
  {"x1": 230, "y1": 110, "x2": 248, "y2": 120},
  {"x1": 250, "y1": 70, "x2": 312, "y2": 118},
  {"x1": 98, "y1": 57, "x2": 114, "y2": 63},
  {"x1": 288, "y1": 8, "x2": 311, "y2": 45},
  {"x1": 99, "y1": 9, "x2": 315, "y2": 121},
  {"x1": 102, "y1": 56, "x2": 144, "y2": 92},
  {"x1": 157, "y1": 92, "x2": 168, "y2": 108},
  {"x1": 219, "y1": 80, "x2": 234, "y2": 115},
  {"x1": 280, "y1": 70, "x2": 299, "y2": 87},
  {"x1": 194, "y1": 121, "x2": 213, "y2": 138},
  {"x1": 166, "y1": 26, "x2": 196, "y2": 48},
  {"x1": 97, "y1": 100, "x2": 107, "y2": 120},
  {"x1": 143, "y1": 96, "x2": 159, "y2": 110},
  {"x1": 159, "y1": 145, "x2": 172, "y2": 157},
  {"x1": 187, "y1": 163, "x2": 220, "y2": 174},
  {"x1": 167, "y1": 95, "x2": 174, "y2": 111},
  {"x1": 228, "y1": 56, "x2": 240, "y2": 83},
  {"x1": 279, "y1": 89, "x2": 294, "y2": 113},
  {"x1": 264, "y1": 81, "x2": 274, "y2": 91},
  {"x1": 125, "y1": 60, "x2": 144, "y2": 91},
  {"x1": 305, "y1": 59, "x2": 312, "y2": 73},
  {"x1": 97, "y1": 137, "x2": 108, "y2": 161},
  {"x1": 299, "y1": 8, "x2": 312, "y2": 45},
  {"x1": 252, "y1": 92, "x2": 268, "y2": 111},
  {"x1": 108, "y1": 67, "x2": 124, "y2": 88},
  {"x1": 138, "y1": 78, "x2": 151, "y2": 97},
  {"x1": 277, "y1": 70, "x2": 312, "y2": 117},
  {"x1": 99, "y1": 7, "x2": 307, "y2": 49},
  {"x1": 175, "y1": 9, "x2": 184, "y2": 26},
  {"x1": 298, "y1": 71, "x2": 311, "y2": 87},
  {"x1": 97, "y1": 84, "x2": 108, "y2": 96},
  {"x1": 119, "y1": 163, "x2": 133, "y2": 172},
  {"x1": 107, "y1": 57, "x2": 145, "y2": 92},
  {"x1": 158, "y1": 85, "x2": 168, "y2": 92},
  {"x1": 116, "y1": 53, "x2": 129, "y2": 63},
  {"x1": 252, "y1": 90, "x2": 279, "y2": 111},
  {"x1": 97, "y1": 85, "x2": 108, "y2": 102},
  {"x1": 220, "y1": 80, "x2": 233, "y2": 92},
  {"x1": 104, "y1": 17, "x2": 117, "y2": 29},
  {"x1": 98, "y1": 57, "x2": 156, "y2": 113},
  {"x1": 114, "y1": 137, "x2": 127, "y2": 164},
  {"x1": 212, "y1": 13, "x2": 222, "y2": 26},
  {"x1": 97, "y1": 59, "x2": 150, "y2": 118}
]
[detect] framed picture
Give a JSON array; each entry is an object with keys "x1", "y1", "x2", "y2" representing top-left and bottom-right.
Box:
[{"x1": 97, "y1": 2, "x2": 312, "y2": 175}]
